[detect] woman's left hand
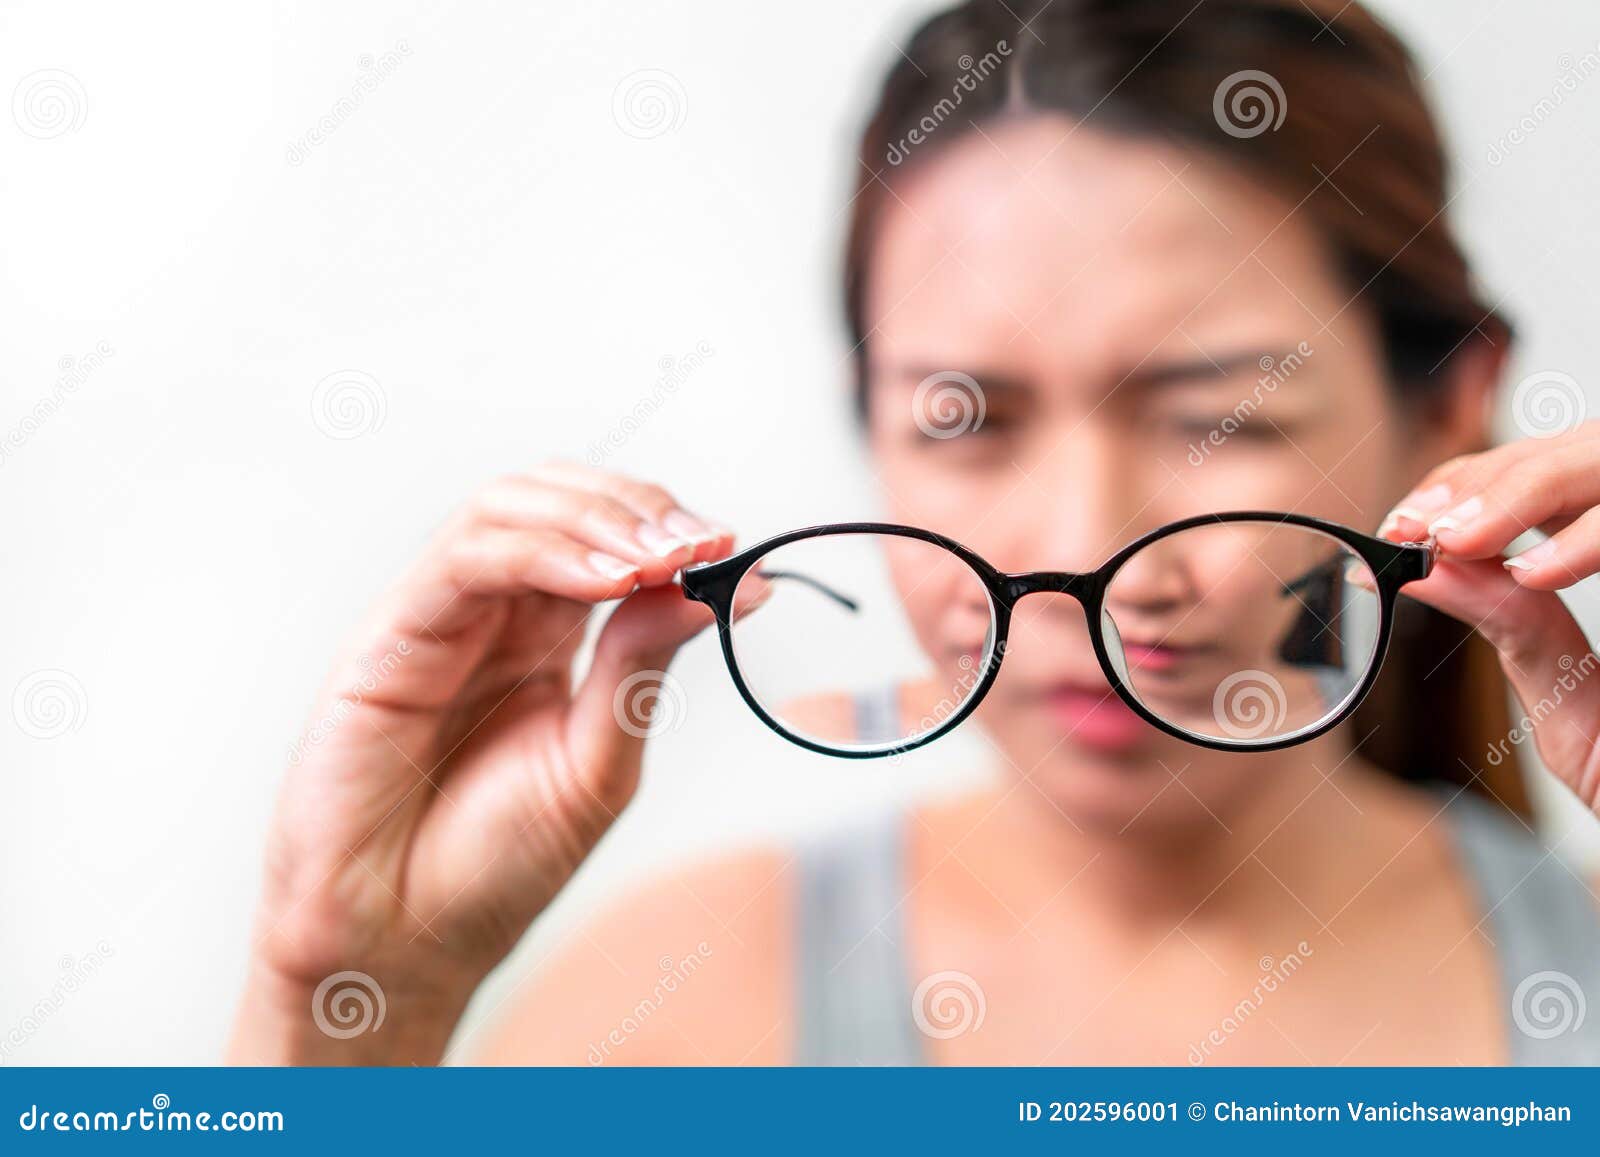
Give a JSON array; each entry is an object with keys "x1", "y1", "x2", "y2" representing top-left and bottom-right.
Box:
[{"x1": 1380, "y1": 421, "x2": 1600, "y2": 815}]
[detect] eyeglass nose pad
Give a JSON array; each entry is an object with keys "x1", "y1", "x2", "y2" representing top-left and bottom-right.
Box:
[{"x1": 1099, "y1": 608, "x2": 1131, "y2": 684}]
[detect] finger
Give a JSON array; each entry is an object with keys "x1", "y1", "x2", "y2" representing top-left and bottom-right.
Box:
[
  {"x1": 528, "y1": 462, "x2": 733, "y2": 566},
  {"x1": 1423, "y1": 442, "x2": 1600, "y2": 560},
  {"x1": 394, "y1": 527, "x2": 641, "y2": 641},
  {"x1": 1378, "y1": 446, "x2": 1526, "y2": 535},
  {"x1": 1380, "y1": 423, "x2": 1600, "y2": 534},
  {"x1": 446, "y1": 525, "x2": 643, "y2": 599},
  {"x1": 1375, "y1": 427, "x2": 1600, "y2": 539},
  {"x1": 1502, "y1": 504, "x2": 1600, "y2": 590},
  {"x1": 1399, "y1": 556, "x2": 1600, "y2": 808},
  {"x1": 1428, "y1": 422, "x2": 1600, "y2": 492},
  {"x1": 345, "y1": 526, "x2": 646, "y2": 712},
  {"x1": 565, "y1": 585, "x2": 719, "y2": 804},
  {"x1": 343, "y1": 522, "x2": 642, "y2": 683},
  {"x1": 470, "y1": 477, "x2": 699, "y2": 585}
]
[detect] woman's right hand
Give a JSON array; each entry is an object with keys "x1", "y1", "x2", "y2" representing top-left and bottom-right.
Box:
[{"x1": 228, "y1": 465, "x2": 733, "y2": 1064}]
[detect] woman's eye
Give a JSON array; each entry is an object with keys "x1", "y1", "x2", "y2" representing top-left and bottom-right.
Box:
[
  {"x1": 1165, "y1": 414, "x2": 1276, "y2": 439},
  {"x1": 913, "y1": 411, "x2": 1017, "y2": 442},
  {"x1": 1170, "y1": 416, "x2": 1233, "y2": 435}
]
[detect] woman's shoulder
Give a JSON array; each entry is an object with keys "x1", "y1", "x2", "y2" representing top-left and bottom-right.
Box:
[{"x1": 473, "y1": 843, "x2": 801, "y2": 1065}]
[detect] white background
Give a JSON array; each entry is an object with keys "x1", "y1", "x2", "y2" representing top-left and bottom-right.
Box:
[{"x1": 3, "y1": 0, "x2": 1600, "y2": 1064}]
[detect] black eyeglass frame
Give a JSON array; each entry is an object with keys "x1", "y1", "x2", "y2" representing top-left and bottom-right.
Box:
[{"x1": 679, "y1": 511, "x2": 1437, "y2": 758}]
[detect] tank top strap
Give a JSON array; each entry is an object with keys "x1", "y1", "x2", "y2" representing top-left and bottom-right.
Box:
[
  {"x1": 793, "y1": 808, "x2": 924, "y2": 1065},
  {"x1": 850, "y1": 682, "x2": 901, "y2": 749}
]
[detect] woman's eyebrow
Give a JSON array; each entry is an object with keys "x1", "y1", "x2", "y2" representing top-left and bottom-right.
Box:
[
  {"x1": 876, "y1": 363, "x2": 1036, "y2": 397},
  {"x1": 1126, "y1": 349, "x2": 1288, "y2": 389},
  {"x1": 877, "y1": 348, "x2": 1294, "y2": 394}
]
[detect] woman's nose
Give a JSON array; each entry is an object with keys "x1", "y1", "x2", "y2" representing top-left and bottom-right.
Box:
[
  {"x1": 1101, "y1": 541, "x2": 1190, "y2": 611},
  {"x1": 1000, "y1": 437, "x2": 1166, "y2": 576}
]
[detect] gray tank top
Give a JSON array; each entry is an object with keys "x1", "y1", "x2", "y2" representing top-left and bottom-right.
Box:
[{"x1": 794, "y1": 686, "x2": 1600, "y2": 1065}]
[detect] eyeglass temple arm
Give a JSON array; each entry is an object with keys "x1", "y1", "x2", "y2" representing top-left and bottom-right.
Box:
[
  {"x1": 1276, "y1": 534, "x2": 1439, "y2": 598},
  {"x1": 753, "y1": 568, "x2": 860, "y2": 613},
  {"x1": 1277, "y1": 553, "x2": 1341, "y2": 599}
]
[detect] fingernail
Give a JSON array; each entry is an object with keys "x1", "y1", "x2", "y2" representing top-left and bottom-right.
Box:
[
  {"x1": 635, "y1": 523, "x2": 693, "y2": 559},
  {"x1": 588, "y1": 551, "x2": 640, "y2": 581},
  {"x1": 1428, "y1": 496, "x2": 1483, "y2": 537},
  {"x1": 1504, "y1": 539, "x2": 1556, "y2": 574},
  {"x1": 1388, "y1": 482, "x2": 1453, "y2": 517},
  {"x1": 662, "y1": 509, "x2": 719, "y2": 544},
  {"x1": 1378, "y1": 506, "x2": 1429, "y2": 538}
]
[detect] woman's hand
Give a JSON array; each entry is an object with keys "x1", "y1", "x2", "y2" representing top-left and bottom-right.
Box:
[
  {"x1": 229, "y1": 465, "x2": 733, "y2": 1064},
  {"x1": 1380, "y1": 422, "x2": 1600, "y2": 814}
]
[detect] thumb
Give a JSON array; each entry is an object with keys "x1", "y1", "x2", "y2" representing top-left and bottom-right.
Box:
[{"x1": 566, "y1": 583, "x2": 717, "y2": 781}]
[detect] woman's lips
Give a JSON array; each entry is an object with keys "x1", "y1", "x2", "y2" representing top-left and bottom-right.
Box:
[
  {"x1": 1118, "y1": 640, "x2": 1190, "y2": 674},
  {"x1": 1008, "y1": 635, "x2": 1216, "y2": 750},
  {"x1": 1040, "y1": 683, "x2": 1148, "y2": 750}
]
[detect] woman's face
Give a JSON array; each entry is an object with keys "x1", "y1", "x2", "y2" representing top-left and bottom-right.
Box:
[{"x1": 862, "y1": 115, "x2": 1419, "y2": 830}]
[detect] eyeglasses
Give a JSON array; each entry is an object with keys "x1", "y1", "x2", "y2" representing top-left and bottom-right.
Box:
[{"x1": 679, "y1": 512, "x2": 1437, "y2": 757}]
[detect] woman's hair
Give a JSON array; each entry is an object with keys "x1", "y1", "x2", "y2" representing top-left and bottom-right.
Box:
[{"x1": 843, "y1": 0, "x2": 1528, "y2": 813}]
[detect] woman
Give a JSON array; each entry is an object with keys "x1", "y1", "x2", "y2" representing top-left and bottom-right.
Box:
[{"x1": 229, "y1": 0, "x2": 1600, "y2": 1065}]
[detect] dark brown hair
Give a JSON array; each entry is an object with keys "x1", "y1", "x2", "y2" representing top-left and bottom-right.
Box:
[{"x1": 843, "y1": 0, "x2": 1527, "y2": 812}]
